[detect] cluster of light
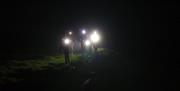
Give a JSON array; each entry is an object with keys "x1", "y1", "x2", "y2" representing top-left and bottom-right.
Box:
[
  {"x1": 90, "y1": 31, "x2": 100, "y2": 43},
  {"x1": 84, "y1": 40, "x2": 91, "y2": 46},
  {"x1": 82, "y1": 30, "x2": 86, "y2": 35},
  {"x1": 64, "y1": 38, "x2": 71, "y2": 45},
  {"x1": 63, "y1": 30, "x2": 100, "y2": 46}
]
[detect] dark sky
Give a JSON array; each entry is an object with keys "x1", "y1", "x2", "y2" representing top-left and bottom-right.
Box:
[{"x1": 0, "y1": 0, "x2": 178, "y2": 58}]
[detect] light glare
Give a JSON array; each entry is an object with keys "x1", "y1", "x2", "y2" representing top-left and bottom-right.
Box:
[
  {"x1": 90, "y1": 31, "x2": 100, "y2": 43},
  {"x1": 69, "y1": 32, "x2": 72, "y2": 35},
  {"x1": 64, "y1": 38, "x2": 71, "y2": 45},
  {"x1": 85, "y1": 40, "x2": 91, "y2": 46},
  {"x1": 82, "y1": 30, "x2": 86, "y2": 34}
]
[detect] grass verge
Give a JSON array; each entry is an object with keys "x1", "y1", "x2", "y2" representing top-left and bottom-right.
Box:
[{"x1": 0, "y1": 54, "x2": 81, "y2": 85}]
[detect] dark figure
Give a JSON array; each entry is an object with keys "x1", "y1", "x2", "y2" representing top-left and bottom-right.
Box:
[
  {"x1": 80, "y1": 39, "x2": 85, "y2": 52},
  {"x1": 63, "y1": 45, "x2": 70, "y2": 65}
]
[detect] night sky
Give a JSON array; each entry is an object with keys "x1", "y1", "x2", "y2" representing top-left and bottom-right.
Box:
[
  {"x1": 0, "y1": 1, "x2": 179, "y2": 90},
  {"x1": 0, "y1": 0, "x2": 178, "y2": 59}
]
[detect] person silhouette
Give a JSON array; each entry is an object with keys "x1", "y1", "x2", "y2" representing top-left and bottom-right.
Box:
[{"x1": 63, "y1": 44, "x2": 70, "y2": 65}]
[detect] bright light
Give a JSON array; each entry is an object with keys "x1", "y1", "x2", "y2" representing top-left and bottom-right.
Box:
[
  {"x1": 69, "y1": 32, "x2": 72, "y2": 35},
  {"x1": 64, "y1": 38, "x2": 71, "y2": 45},
  {"x1": 82, "y1": 30, "x2": 86, "y2": 35},
  {"x1": 90, "y1": 31, "x2": 100, "y2": 43},
  {"x1": 85, "y1": 40, "x2": 91, "y2": 46}
]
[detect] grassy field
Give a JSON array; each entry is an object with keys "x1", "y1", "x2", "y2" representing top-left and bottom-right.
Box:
[
  {"x1": 0, "y1": 48, "x2": 115, "y2": 86},
  {"x1": 0, "y1": 54, "x2": 81, "y2": 85},
  {"x1": 0, "y1": 48, "x2": 128, "y2": 91},
  {"x1": 0, "y1": 48, "x2": 174, "y2": 91}
]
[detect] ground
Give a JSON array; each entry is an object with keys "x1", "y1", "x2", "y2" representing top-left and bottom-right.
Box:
[{"x1": 0, "y1": 48, "x2": 171, "y2": 91}]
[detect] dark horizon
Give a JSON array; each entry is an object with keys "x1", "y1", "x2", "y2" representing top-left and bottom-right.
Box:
[
  {"x1": 0, "y1": 1, "x2": 178, "y2": 91},
  {"x1": 0, "y1": 1, "x2": 176, "y2": 59}
]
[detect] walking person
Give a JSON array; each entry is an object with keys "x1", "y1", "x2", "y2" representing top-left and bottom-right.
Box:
[{"x1": 63, "y1": 45, "x2": 70, "y2": 65}]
